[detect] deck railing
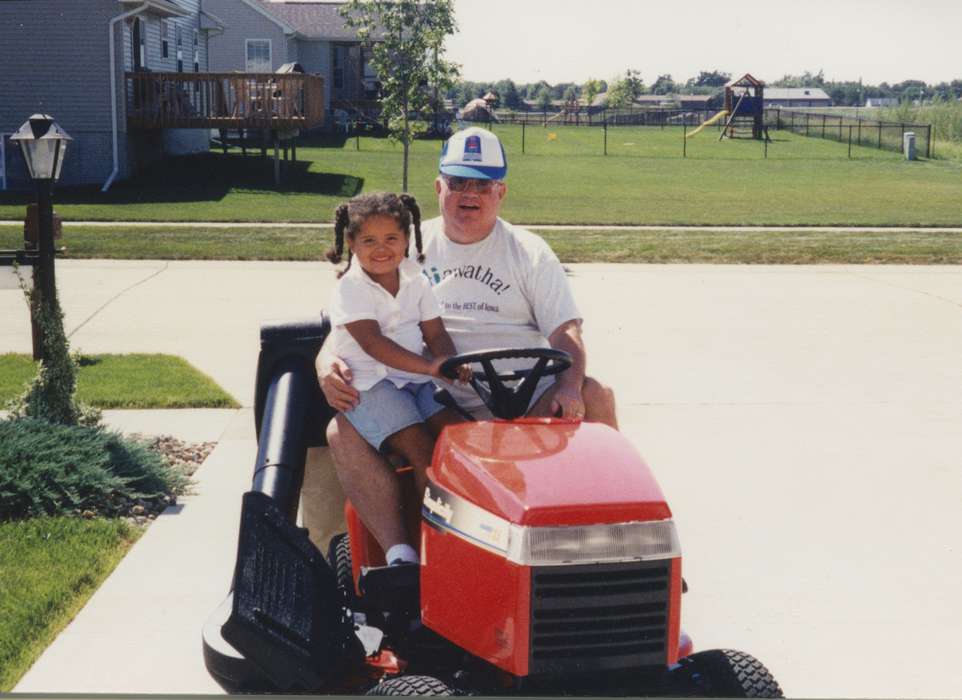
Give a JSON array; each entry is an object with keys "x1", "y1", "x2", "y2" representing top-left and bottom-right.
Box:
[{"x1": 126, "y1": 72, "x2": 325, "y2": 131}]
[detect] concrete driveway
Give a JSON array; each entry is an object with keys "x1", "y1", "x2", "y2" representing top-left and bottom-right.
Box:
[{"x1": 2, "y1": 260, "x2": 961, "y2": 697}]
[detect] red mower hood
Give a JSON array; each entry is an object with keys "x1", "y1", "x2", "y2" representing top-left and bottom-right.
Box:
[{"x1": 429, "y1": 418, "x2": 671, "y2": 527}]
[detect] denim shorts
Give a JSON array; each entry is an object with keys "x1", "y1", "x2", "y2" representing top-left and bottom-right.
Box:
[{"x1": 343, "y1": 379, "x2": 445, "y2": 450}]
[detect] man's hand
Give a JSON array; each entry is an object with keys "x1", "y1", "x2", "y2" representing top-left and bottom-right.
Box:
[
  {"x1": 550, "y1": 380, "x2": 586, "y2": 419},
  {"x1": 318, "y1": 356, "x2": 360, "y2": 412}
]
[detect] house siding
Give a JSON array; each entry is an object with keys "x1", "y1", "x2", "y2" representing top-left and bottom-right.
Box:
[
  {"x1": 205, "y1": 0, "x2": 291, "y2": 72},
  {"x1": 0, "y1": 0, "x2": 211, "y2": 189},
  {"x1": 0, "y1": 1, "x2": 118, "y2": 186},
  {"x1": 296, "y1": 39, "x2": 332, "y2": 107}
]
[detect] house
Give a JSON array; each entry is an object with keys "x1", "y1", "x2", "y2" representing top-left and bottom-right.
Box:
[
  {"x1": 762, "y1": 88, "x2": 832, "y2": 108},
  {"x1": 205, "y1": 1, "x2": 377, "y2": 119},
  {"x1": 0, "y1": 0, "x2": 324, "y2": 190},
  {"x1": 865, "y1": 97, "x2": 899, "y2": 108}
]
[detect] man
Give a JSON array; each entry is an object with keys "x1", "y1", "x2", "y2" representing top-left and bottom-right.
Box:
[{"x1": 314, "y1": 127, "x2": 616, "y2": 555}]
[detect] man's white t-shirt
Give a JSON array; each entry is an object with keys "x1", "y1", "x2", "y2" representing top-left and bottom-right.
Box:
[
  {"x1": 416, "y1": 216, "x2": 581, "y2": 408},
  {"x1": 327, "y1": 258, "x2": 442, "y2": 391}
]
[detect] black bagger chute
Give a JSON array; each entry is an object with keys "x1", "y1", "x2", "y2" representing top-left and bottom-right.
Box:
[{"x1": 203, "y1": 316, "x2": 360, "y2": 691}]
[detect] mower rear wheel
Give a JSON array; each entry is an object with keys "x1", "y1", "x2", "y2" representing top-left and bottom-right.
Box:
[
  {"x1": 328, "y1": 533, "x2": 355, "y2": 606},
  {"x1": 367, "y1": 674, "x2": 455, "y2": 696},
  {"x1": 671, "y1": 649, "x2": 783, "y2": 698}
]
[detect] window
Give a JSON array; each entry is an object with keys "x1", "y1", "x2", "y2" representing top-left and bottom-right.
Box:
[
  {"x1": 133, "y1": 17, "x2": 146, "y2": 71},
  {"x1": 176, "y1": 24, "x2": 183, "y2": 72},
  {"x1": 193, "y1": 29, "x2": 199, "y2": 72},
  {"x1": 246, "y1": 39, "x2": 271, "y2": 72},
  {"x1": 332, "y1": 45, "x2": 345, "y2": 90},
  {"x1": 161, "y1": 20, "x2": 169, "y2": 59}
]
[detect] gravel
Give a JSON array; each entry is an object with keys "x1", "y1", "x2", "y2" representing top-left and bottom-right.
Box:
[{"x1": 109, "y1": 434, "x2": 217, "y2": 527}]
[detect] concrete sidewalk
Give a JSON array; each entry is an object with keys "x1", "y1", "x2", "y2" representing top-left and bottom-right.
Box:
[{"x1": 3, "y1": 260, "x2": 962, "y2": 697}]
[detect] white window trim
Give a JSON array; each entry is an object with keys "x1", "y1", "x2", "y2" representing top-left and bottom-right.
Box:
[{"x1": 245, "y1": 38, "x2": 272, "y2": 73}]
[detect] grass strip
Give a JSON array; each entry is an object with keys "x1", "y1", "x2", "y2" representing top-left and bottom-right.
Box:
[
  {"x1": 0, "y1": 517, "x2": 140, "y2": 691},
  {"x1": 2, "y1": 225, "x2": 961, "y2": 264},
  {"x1": 0, "y1": 353, "x2": 239, "y2": 408}
]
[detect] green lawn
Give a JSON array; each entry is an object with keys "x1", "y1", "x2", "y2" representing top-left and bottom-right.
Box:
[
  {"x1": 0, "y1": 353, "x2": 238, "y2": 408},
  {"x1": 1, "y1": 127, "x2": 961, "y2": 226},
  {"x1": 0, "y1": 517, "x2": 139, "y2": 691},
  {"x1": 2, "y1": 224, "x2": 961, "y2": 264}
]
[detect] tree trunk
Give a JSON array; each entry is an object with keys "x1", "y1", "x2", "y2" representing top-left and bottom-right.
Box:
[{"x1": 402, "y1": 93, "x2": 410, "y2": 192}]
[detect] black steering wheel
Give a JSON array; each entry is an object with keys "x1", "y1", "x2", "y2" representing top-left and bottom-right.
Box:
[{"x1": 439, "y1": 348, "x2": 572, "y2": 420}]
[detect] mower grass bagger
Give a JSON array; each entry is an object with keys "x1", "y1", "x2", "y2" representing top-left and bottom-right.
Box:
[{"x1": 202, "y1": 317, "x2": 784, "y2": 696}]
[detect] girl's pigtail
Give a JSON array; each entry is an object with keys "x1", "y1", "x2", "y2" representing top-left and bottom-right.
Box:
[
  {"x1": 327, "y1": 204, "x2": 351, "y2": 278},
  {"x1": 400, "y1": 193, "x2": 425, "y2": 263}
]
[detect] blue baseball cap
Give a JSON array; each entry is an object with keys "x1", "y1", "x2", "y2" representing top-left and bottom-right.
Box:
[{"x1": 439, "y1": 127, "x2": 507, "y2": 180}]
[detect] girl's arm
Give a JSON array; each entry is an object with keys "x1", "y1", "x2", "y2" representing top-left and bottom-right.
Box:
[
  {"x1": 344, "y1": 320, "x2": 437, "y2": 377},
  {"x1": 421, "y1": 318, "x2": 472, "y2": 382}
]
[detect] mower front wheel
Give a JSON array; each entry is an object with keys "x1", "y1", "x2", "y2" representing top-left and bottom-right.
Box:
[
  {"x1": 669, "y1": 648, "x2": 783, "y2": 698},
  {"x1": 366, "y1": 674, "x2": 456, "y2": 696}
]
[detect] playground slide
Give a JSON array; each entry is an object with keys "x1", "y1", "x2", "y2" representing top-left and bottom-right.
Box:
[{"x1": 685, "y1": 110, "x2": 728, "y2": 138}]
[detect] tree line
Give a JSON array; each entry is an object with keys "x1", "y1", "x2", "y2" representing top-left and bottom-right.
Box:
[{"x1": 448, "y1": 70, "x2": 962, "y2": 109}]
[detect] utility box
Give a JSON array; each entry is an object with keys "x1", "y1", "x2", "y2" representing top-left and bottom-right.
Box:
[{"x1": 903, "y1": 132, "x2": 916, "y2": 161}]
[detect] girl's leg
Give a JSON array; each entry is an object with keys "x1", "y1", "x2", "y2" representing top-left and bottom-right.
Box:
[{"x1": 425, "y1": 407, "x2": 465, "y2": 437}]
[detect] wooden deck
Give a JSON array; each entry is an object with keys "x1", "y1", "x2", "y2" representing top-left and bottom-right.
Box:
[{"x1": 126, "y1": 72, "x2": 324, "y2": 131}]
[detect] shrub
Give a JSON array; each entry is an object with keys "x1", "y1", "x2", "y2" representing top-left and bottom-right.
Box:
[
  {"x1": 6, "y1": 277, "x2": 100, "y2": 427},
  {"x1": 0, "y1": 418, "x2": 190, "y2": 521}
]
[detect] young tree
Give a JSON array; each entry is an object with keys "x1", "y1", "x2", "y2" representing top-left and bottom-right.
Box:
[
  {"x1": 341, "y1": 0, "x2": 459, "y2": 191},
  {"x1": 581, "y1": 78, "x2": 604, "y2": 107},
  {"x1": 535, "y1": 85, "x2": 553, "y2": 113},
  {"x1": 607, "y1": 69, "x2": 644, "y2": 108}
]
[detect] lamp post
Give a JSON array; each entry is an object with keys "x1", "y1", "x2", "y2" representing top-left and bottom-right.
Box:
[{"x1": 10, "y1": 114, "x2": 71, "y2": 360}]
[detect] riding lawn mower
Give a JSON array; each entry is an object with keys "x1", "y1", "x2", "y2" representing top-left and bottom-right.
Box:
[{"x1": 202, "y1": 317, "x2": 783, "y2": 696}]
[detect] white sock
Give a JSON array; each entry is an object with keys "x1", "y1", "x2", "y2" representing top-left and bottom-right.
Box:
[{"x1": 385, "y1": 543, "x2": 419, "y2": 565}]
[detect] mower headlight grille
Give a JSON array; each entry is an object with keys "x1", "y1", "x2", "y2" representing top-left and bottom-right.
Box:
[{"x1": 507, "y1": 520, "x2": 680, "y2": 566}]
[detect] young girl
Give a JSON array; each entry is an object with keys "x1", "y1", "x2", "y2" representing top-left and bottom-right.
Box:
[{"x1": 325, "y1": 192, "x2": 468, "y2": 567}]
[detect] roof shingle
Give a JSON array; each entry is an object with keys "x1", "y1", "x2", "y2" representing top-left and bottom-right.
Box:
[{"x1": 256, "y1": 1, "x2": 359, "y2": 40}]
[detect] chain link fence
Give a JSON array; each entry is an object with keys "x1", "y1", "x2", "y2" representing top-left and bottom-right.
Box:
[{"x1": 767, "y1": 108, "x2": 931, "y2": 158}]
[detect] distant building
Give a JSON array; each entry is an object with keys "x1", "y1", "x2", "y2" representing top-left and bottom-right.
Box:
[
  {"x1": 865, "y1": 97, "x2": 899, "y2": 108},
  {"x1": 763, "y1": 88, "x2": 832, "y2": 108}
]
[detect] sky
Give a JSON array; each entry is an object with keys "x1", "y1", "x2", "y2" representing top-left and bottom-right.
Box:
[{"x1": 442, "y1": 0, "x2": 962, "y2": 86}]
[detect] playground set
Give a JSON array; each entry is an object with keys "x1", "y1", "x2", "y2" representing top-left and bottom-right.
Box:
[{"x1": 686, "y1": 73, "x2": 769, "y2": 141}]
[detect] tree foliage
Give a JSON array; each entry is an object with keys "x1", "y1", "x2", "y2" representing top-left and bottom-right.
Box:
[
  {"x1": 651, "y1": 73, "x2": 676, "y2": 95},
  {"x1": 690, "y1": 70, "x2": 731, "y2": 88},
  {"x1": 535, "y1": 86, "x2": 553, "y2": 112},
  {"x1": 607, "y1": 68, "x2": 644, "y2": 108},
  {"x1": 341, "y1": 0, "x2": 459, "y2": 190},
  {"x1": 581, "y1": 78, "x2": 604, "y2": 107}
]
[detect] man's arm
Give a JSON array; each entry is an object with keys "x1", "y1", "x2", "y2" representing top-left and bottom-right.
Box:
[{"x1": 547, "y1": 319, "x2": 587, "y2": 418}]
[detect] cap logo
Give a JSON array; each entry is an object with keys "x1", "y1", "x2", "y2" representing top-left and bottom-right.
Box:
[{"x1": 462, "y1": 134, "x2": 483, "y2": 162}]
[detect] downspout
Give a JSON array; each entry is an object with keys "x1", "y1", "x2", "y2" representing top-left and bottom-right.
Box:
[{"x1": 103, "y1": 3, "x2": 150, "y2": 192}]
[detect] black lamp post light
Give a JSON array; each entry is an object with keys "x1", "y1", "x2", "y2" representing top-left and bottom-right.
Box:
[
  {"x1": 11, "y1": 114, "x2": 71, "y2": 303},
  {"x1": 8, "y1": 114, "x2": 71, "y2": 360}
]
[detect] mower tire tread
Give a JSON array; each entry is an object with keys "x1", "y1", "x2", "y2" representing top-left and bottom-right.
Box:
[
  {"x1": 328, "y1": 532, "x2": 355, "y2": 605},
  {"x1": 367, "y1": 674, "x2": 456, "y2": 696},
  {"x1": 676, "y1": 648, "x2": 783, "y2": 698}
]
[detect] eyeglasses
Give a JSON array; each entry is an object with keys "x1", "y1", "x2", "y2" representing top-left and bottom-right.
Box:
[{"x1": 442, "y1": 175, "x2": 500, "y2": 193}]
